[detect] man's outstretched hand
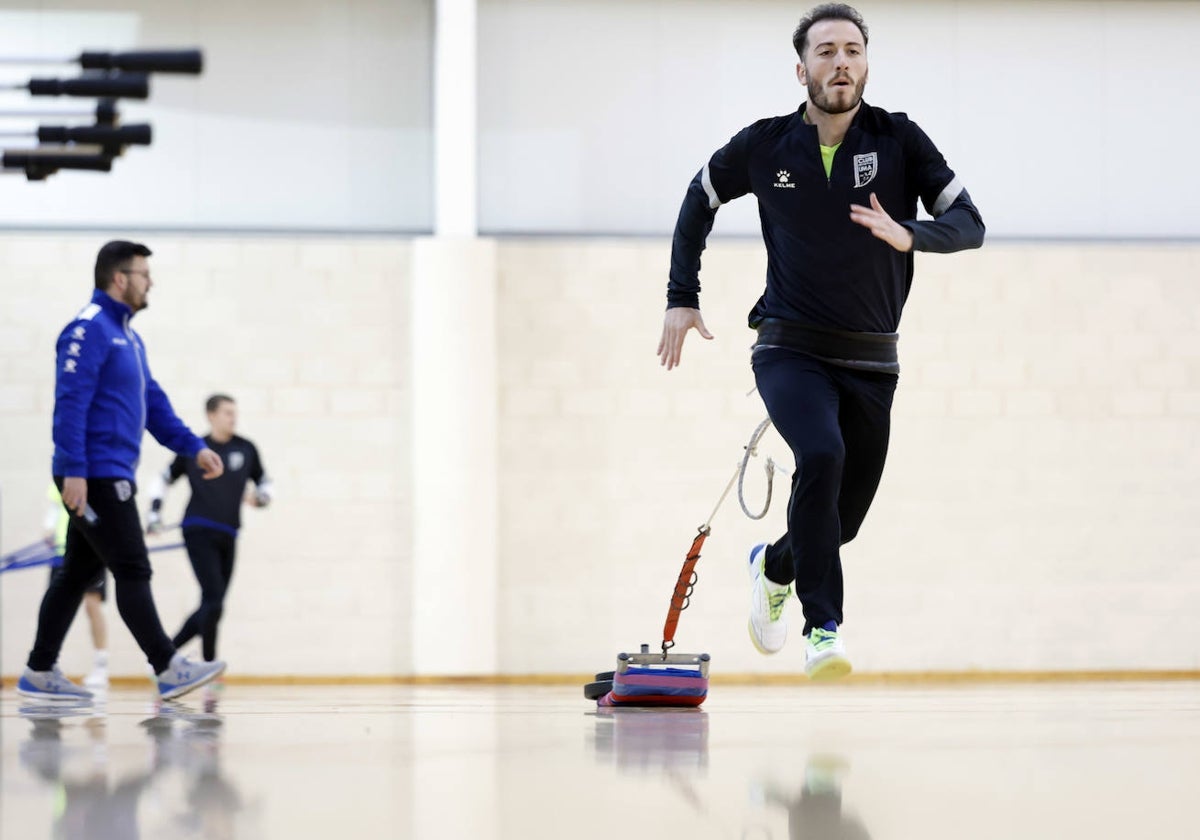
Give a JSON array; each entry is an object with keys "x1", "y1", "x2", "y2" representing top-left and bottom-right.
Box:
[
  {"x1": 849, "y1": 192, "x2": 914, "y2": 252},
  {"x1": 196, "y1": 448, "x2": 224, "y2": 480},
  {"x1": 658, "y1": 307, "x2": 713, "y2": 370}
]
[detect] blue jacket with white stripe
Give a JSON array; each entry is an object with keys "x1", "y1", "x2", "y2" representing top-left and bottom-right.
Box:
[
  {"x1": 52, "y1": 289, "x2": 204, "y2": 481},
  {"x1": 668, "y1": 101, "x2": 985, "y2": 333}
]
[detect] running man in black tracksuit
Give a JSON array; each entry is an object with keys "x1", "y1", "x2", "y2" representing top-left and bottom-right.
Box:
[
  {"x1": 147, "y1": 394, "x2": 272, "y2": 663},
  {"x1": 658, "y1": 4, "x2": 984, "y2": 678}
]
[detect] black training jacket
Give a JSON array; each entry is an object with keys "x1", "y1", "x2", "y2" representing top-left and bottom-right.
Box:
[{"x1": 668, "y1": 101, "x2": 985, "y2": 333}]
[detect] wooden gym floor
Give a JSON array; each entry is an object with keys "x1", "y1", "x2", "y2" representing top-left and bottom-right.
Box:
[{"x1": 2, "y1": 681, "x2": 1198, "y2": 839}]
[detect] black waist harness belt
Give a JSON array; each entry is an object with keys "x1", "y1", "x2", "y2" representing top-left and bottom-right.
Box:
[{"x1": 753, "y1": 318, "x2": 900, "y2": 375}]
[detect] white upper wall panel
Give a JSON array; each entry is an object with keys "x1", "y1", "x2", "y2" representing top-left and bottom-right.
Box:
[{"x1": 478, "y1": 0, "x2": 1200, "y2": 238}]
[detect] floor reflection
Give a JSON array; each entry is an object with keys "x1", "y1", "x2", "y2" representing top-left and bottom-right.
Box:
[
  {"x1": 588, "y1": 706, "x2": 871, "y2": 839},
  {"x1": 590, "y1": 707, "x2": 708, "y2": 773},
  {"x1": 588, "y1": 707, "x2": 720, "y2": 833},
  {"x1": 6, "y1": 684, "x2": 1195, "y2": 840},
  {"x1": 16, "y1": 691, "x2": 247, "y2": 840},
  {"x1": 755, "y1": 755, "x2": 871, "y2": 840}
]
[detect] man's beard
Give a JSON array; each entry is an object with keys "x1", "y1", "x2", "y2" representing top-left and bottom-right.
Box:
[
  {"x1": 123, "y1": 289, "x2": 147, "y2": 312},
  {"x1": 807, "y1": 75, "x2": 866, "y2": 115}
]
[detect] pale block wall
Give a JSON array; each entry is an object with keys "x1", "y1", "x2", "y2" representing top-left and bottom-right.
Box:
[
  {"x1": 0, "y1": 234, "x2": 412, "y2": 678},
  {"x1": 4, "y1": 235, "x2": 1199, "y2": 677},
  {"x1": 496, "y1": 240, "x2": 1200, "y2": 674}
]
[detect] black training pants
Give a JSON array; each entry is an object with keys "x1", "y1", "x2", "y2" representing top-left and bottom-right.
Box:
[
  {"x1": 29, "y1": 478, "x2": 176, "y2": 673},
  {"x1": 172, "y1": 527, "x2": 236, "y2": 662},
  {"x1": 752, "y1": 348, "x2": 898, "y2": 635}
]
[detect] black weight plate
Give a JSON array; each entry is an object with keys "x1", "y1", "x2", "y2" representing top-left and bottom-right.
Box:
[{"x1": 584, "y1": 680, "x2": 613, "y2": 701}]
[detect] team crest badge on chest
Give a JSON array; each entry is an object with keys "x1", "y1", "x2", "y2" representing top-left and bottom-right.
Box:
[
  {"x1": 226, "y1": 451, "x2": 245, "y2": 472},
  {"x1": 853, "y1": 152, "x2": 878, "y2": 188}
]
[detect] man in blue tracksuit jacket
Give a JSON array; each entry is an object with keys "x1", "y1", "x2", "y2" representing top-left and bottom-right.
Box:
[
  {"x1": 20, "y1": 240, "x2": 228, "y2": 702},
  {"x1": 657, "y1": 4, "x2": 985, "y2": 679}
]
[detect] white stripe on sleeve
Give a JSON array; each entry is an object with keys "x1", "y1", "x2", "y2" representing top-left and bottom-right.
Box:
[{"x1": 700, "y1": 164, "x2": 722, "y2": 210}]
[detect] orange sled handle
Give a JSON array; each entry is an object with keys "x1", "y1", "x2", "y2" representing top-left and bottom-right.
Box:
[{"x1": 661, "y1": 526, "x2": 710, "y2": 653}]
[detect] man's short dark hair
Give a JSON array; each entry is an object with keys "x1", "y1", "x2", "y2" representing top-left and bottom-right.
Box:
[
  {"x1": 793, "y1": 3, "x2": 868, "y2": 61},
  {"x1": 94, "y1": 240, "x2": 152, "y2": 290},
  {"x1": 206, "y1": 394, "x2": 235, "y2": 414}
]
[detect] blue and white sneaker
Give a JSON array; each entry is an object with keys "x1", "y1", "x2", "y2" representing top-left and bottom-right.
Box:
[
  {"x1": 748, "y1": 542, "x2": 792, "y2": 654},
  {"x1": 16, "y1": 666, "x2": 94, "y2": 702},
  {"x1": 805, "y1": 621, "x2": 852, "y2": 680},
  {"x1": 156, "y1": 653, "x2": 226, "y2": 700}
]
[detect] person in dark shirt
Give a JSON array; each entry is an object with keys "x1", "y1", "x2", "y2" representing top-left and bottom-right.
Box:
[
  {"x1": 657, "y1": 4, "x2": 984, "y2": 679},
  {"x1": 147, "y1": 394, "x2": 272, "y2": 663}
]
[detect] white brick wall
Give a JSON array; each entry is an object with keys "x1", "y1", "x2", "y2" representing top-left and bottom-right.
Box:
[
  {"x1": 3, "y1": 236, "x2": 1199, "y2": 677},
  {"x1": 0, "y1": 234, "x2": 412, "y2": 678},
  {"x1": 496, "y1": 240, "x2": 1200, "y2": 675}
]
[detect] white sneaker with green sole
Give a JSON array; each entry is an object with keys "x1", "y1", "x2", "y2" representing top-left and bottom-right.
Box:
[
  {"x1": 805, "y1": 622, "x2": 852, "y2": 680},
  {"x1": 747, "y1": 543, "x2": 792, "y2": 654}
]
